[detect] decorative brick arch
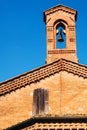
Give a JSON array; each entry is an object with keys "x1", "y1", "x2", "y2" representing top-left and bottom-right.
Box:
[
  {"x1": 53, "y1": 19, "x2": 68, "y2": 49},
  {"x1": 53, "y1": 15, "x2": 75, "y2": 26}
]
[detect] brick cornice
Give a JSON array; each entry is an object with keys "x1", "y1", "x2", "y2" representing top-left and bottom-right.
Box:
[
  {"x1": 44, "y1": 5, "x2": 77, "y2": 15},
  {"x1": 44, "y1": 4, "x2": 77, "y2": 22},
  {"x1": 48, "y1": 50, "x2": 76, "y2": 54},
  {"x1": 0, "y1": 59, "x2": 87, "y2": 96}
]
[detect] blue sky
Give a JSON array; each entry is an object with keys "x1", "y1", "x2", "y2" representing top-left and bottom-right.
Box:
[{"x1": 0, "y1": 0, "x2": 87, "y2": 82}]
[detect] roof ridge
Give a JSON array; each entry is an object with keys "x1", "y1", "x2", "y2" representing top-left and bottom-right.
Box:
[
  {"x1": 44, "y1": 4, "x2": 77, "y2": 13},
  {"x1": 0, "y1": 58, "x2": 87, "y2": 96}
]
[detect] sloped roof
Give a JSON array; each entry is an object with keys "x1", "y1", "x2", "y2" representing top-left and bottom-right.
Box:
[
  {"x1": 44, "y1": 4, "x2": 77, "y2": 22},
  {"x1": 5, "y1": 116, "x2": 87, "y2": 130},
  {"x1": 0, "y1": 58, "x2": 87, "y2": 96}
]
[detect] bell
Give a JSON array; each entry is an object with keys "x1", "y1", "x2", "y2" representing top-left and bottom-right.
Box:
[{"x1": 58, "y1": 29, "x2": 64, "y2": 42}]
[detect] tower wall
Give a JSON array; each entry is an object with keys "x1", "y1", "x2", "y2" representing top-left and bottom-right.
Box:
[{"x1": 44, "y1": 5, "x2": 78, "y2": 63}]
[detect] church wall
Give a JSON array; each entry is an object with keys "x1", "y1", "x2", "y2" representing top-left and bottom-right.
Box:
[{"x1": 0, "y1": 72, "x2": 87, "y2": 129}]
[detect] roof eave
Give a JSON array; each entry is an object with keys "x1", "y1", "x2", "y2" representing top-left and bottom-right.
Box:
[
  {"x1": 43, "y1": 4, "x2": 77, "y2": 22},
  {"x1": 5, "y1": 116, "x2": 87, "y2": 130}
]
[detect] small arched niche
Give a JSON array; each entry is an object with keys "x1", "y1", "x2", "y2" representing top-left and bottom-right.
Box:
[
  {"x1": 56, "y1": 23, "x2": 66, "y2": 49},
  {"x1": 54, "y1": 20, "x2": 68, "y2": 49}
]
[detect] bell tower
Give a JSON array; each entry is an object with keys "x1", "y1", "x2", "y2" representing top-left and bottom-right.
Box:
[{"x1": 44, "y1": 5, "x2": 78, "y2": 64}]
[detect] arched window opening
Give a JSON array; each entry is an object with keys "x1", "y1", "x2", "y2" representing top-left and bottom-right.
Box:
[
  {"x1": 56, "y1": 23, "x2": 66, "y2": 49},
  {"x1": 33, "y1": 88, "x2": 49, "y2": 116}
]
